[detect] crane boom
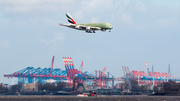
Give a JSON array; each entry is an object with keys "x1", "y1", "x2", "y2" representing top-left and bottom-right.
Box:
[
  {"x1": 80, "y1": 61, "x2": 83, "y2": 74},
  {"x1": 102, "y1": 67, "x2": 107, "y2": 76},
  {"x1": 50, "y1": 56, "x2": 55, "y2": 75},
  {"x1": 103, "y1": 67, "x2": 107, "y2": 73},
  {"x1": 146, "y1": 62, "x2": 149, "y2": 76},
  {"x1": 122, "y1": 66, "x2": 126, "y2": 77}
]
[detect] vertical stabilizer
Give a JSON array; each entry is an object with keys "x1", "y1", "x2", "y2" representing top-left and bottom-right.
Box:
[{"x1": 66, "y1": 13, "x2": 76, "y2": 24}]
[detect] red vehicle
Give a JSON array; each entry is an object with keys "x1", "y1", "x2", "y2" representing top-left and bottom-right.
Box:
[{"x1": 77, "y1": 91, "x2": 97, "y2": 97}]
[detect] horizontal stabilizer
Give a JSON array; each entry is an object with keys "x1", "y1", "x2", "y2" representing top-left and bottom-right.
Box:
[{"x1": 58, "y1": 23, "x2": 70, "y2": 27}]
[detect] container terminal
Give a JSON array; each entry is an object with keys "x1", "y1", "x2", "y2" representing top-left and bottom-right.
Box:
[{"x1": 3, "y1": 56, "x2": 180, "y2": 94}]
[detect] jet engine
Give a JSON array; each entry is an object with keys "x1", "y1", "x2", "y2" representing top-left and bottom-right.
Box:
[
  {"x1": 86, "y1": 27, "x2": 91, "y2": 30},
  {"x1": 75, "y1": 25, "x2": 80, "y2": 29},
  {"x1": 101, "y1": 29, "x2": 106, "y2": 32}
]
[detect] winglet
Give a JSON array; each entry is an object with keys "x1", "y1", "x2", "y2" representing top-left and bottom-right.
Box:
[{"x1": 66, "y1": 13, "x2": 76, "y2": 24}]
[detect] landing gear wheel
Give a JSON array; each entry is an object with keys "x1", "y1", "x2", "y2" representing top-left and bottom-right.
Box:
[{"x1": 85, "y1": 30, "x2": 92, "y2": 33}]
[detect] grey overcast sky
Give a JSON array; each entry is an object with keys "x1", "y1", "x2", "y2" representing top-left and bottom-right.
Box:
[{"x1": 0, "y1": 0, "x2": 180, "y2": 84}]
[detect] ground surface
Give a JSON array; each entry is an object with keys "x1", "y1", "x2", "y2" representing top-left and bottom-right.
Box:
[{"x1": 0, "y1": 95, "x2": 180, "y2": 101}]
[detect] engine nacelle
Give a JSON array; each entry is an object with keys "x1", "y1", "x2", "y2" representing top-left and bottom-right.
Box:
[
  {"x1": 86, "y1": 27, "x2": 91, "y2": 30},
  {"x1": 101, "y1": 29, "x2": 106, "y2": 32},
  {"x1": 75, "y1": 25, "x2": 80, "y2": 29}
]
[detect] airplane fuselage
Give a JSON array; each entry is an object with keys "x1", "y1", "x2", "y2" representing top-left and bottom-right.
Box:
[
  {"x1": 76, "y1": 23, "x2": 113, "y2": 30},
  {"x1": 59, "y1": 13, "x2": 113, "y2": 33}
]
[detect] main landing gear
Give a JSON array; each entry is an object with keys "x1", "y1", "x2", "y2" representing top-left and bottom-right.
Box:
[{"x1": 85, "y1": 30, "x2": 95, "y2": 33}]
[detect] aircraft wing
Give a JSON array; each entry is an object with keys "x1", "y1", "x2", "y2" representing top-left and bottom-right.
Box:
[
  {"x1": 59, "y1": 23, "x2": 101, "y2": 30},
  {"x1": 80, "y1": 26, "x2": 101, "y2": 30},
  {"x1": 91, "y1": 27, "x2": 101, "y2": 30}
]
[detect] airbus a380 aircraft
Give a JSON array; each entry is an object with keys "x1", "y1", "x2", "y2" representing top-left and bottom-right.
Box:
[{"x1": 59, "y1": 13, "x2": 113, "y2": 33}]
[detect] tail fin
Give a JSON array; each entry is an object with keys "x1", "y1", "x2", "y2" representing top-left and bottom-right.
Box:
[{"x1": 66, "y1": 13, "x2": 76, "y2": 24}]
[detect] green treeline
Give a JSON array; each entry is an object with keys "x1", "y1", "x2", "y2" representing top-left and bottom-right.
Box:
[
  {"x1": 0, "y1": 81, "x2": 67, "y2": 95},
  {"x1": 154, "y1": 80, "x2": 180, "y2": 94},
  {"x1": 37, "y1": 82, "x2": 66, "y2": 92}
]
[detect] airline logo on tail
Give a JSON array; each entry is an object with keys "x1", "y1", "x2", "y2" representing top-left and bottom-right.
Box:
[{"x1": 66, "y1": 13, "x2": 76, "y2": 24}]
